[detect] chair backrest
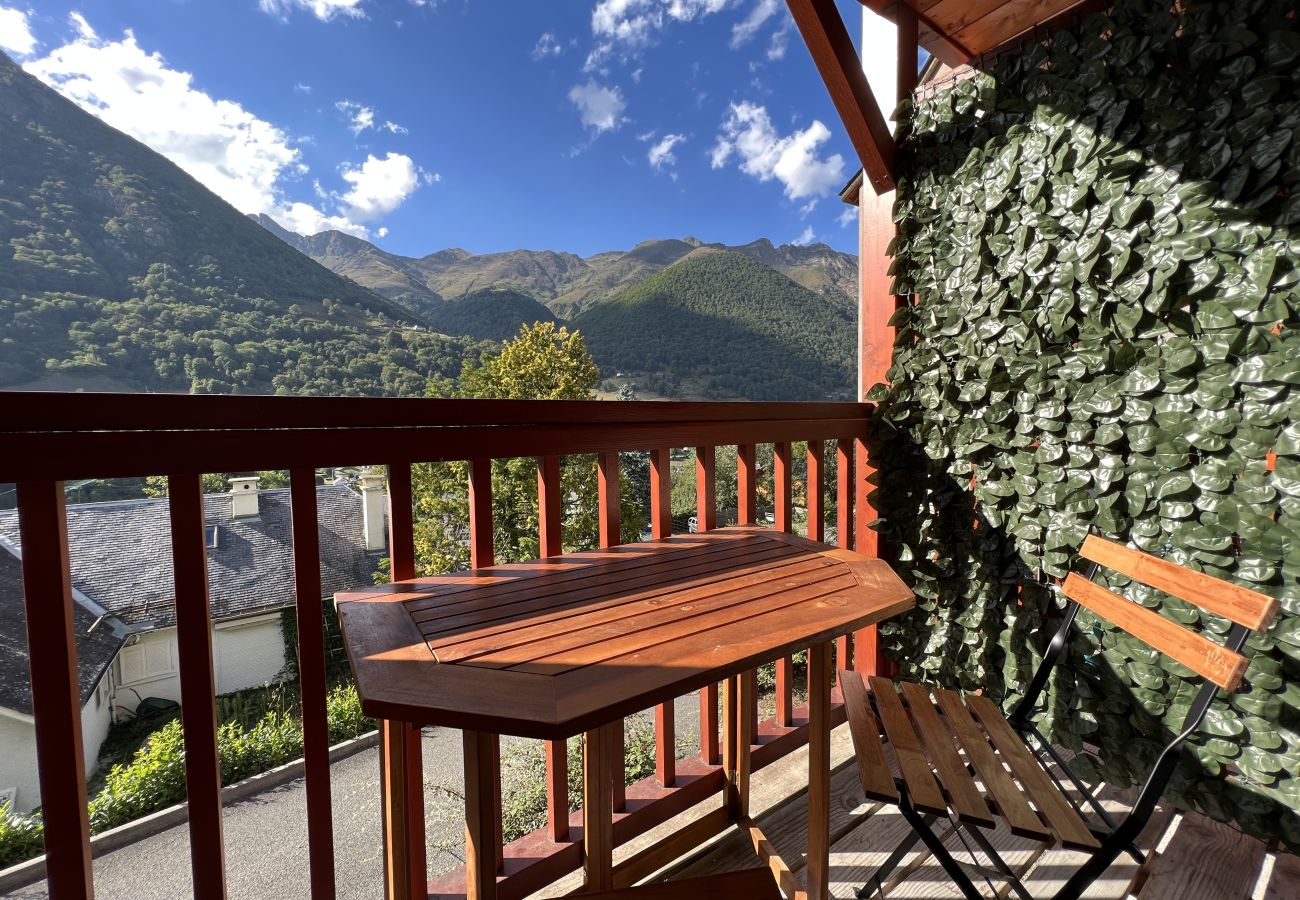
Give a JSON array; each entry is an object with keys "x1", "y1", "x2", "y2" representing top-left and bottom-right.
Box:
[{"x1": 1064, "y1": 535, "x2": 1278, "y2": 691}]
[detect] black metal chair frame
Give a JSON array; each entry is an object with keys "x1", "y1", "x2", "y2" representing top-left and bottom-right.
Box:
[{"x1": 854, "y1": 559, "x2": 1255, "y2": 900}]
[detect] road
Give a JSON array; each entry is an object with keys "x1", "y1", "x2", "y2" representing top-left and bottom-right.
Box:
[{"x1": 6, "y1": 699, "x2": 702, "y2": 899}]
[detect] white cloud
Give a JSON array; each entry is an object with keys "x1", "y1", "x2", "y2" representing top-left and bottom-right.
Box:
[
  {"x1": 293, "y1": 81, "x2": 312, "y2": 94},
  {"x1": 587, "y1": 0, "x2": 734, "y2": 68},
  {"x1": 377, "y1": 226, "x2": 389, "y2": 238},
  {"x1": 532, "y1": 32, "x2": 563, "y2": 59},
  {"x1": 0, "y1": 6, "x2": 37, "y2": 57},
  {"x1": 68, "y1": 12, "x2": 95, "y2": 40},
  {"x1": 335, "y1": 99, "x2": 374, "y2": 134},
  {"x1": 23, "y1": 19, "x2": 425, "y2": 239},
  {"x1": 569, "y1": 80, "x2": 627, "y2": 134},
  {"x1": 383, "y1": 120, "x2": 407, "y2": 134},
  {"x1": 767, "y1": 16, "x2": 792, "y2": 59},
  {"x1": 340, "y1": 152, "x2": 423, "y2": 220},
  {"x1": 837, "y1": 206, "x2": 856, "y2": 228},
  {"x1": 730, "y1": 0, "x2": 777, "y2": 48},
  {"x1": 711, "y1": 101, "x2": 845, "y2": 200},
  {"x1": 647, "y1": 133, "x2": 685, "y2": 170},
  {"x1": 792, "y1": 225, "x2": 815, "y2": 245},
  {"x1": 258, "y1": 0, "x2": 365, "y2": 22}
]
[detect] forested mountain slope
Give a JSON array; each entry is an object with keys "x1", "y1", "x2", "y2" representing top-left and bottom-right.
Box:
[{"x1": 0, "y1": 51, "x2": 482, "y2": 395}]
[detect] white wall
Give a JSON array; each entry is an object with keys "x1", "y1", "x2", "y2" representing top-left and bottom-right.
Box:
[
  {"x1": 0, "y1": 686, "x2": 108, "y2": 815},
  {"x1": 214, "y1": 613, "x2": 287, "y2": 693},
  {"x1": 115, "y1": 614, "x2": 288, "y2": 714},
  {"x1": 0, "y1": 711, "x2": 38, "y2": 814}
]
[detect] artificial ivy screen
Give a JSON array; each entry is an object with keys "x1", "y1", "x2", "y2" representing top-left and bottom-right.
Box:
[{"x1": 872, "y1": 0, "x2": 1300, "y2": 847}]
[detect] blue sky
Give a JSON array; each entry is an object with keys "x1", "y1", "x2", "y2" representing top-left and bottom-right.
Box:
[{"x1": 1, "y1": 1, "x2": 867, "y2": 257}]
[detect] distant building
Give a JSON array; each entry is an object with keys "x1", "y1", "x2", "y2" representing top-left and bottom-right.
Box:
[{"x1": 0, "y1": 476, "x2": 387, "y2": 813}]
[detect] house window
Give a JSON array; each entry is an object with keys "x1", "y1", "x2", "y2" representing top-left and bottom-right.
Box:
[
  {"x1": 119, "y1": 639, "x2": 177, "y2": 685},
  {"x1": 204, "y1": 524, "x2": 220, "y2": 549}
]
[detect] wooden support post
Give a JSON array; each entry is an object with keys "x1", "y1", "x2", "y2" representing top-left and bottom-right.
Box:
[
  {"x1": 380, "y1": 463, "x2": 425, "y2": 900},
  {"x1": 806, "y1": 642, "x2": 833, "y2": 900},
  {"x1": 169, "y1": 474, "x2": 228, "y2": 900},
  {"x1": 807, "y1": 439, "x2": 825, "y2": 543},
  {"x1": 655, "y1": 701, "x2": 675, "y2": 788},
  {"x1": 722, "y1": 674, "x2": 755, "y2": 820},
  {"x1": 897, "y1": 0, "x2": 919, "y2": 111},
  {"x1": 737, "y1": 443, "x2": 757, "y2": 525},
  {"x1": 773, "y1": 442, "x2": 792, "y2": 534},
  {"x1": 16, "y1": 481, "x2": 94, "y2": 900},
  {"x1": 695, "y1": 445, "x2": 716, "y2": 532},
  {"x1": 787, "y1": 0, "x2": 897, "y2": 192},
  {"x1": 700, "y1": 682, "x2": 720, "y2": 765},
  {"x1": 835, "y1": 438, "x2": 853, "y2": 551},
  {"x1": 598, "y1": 450, "x2": 621, "y2": 549},
  {"x1": 583, "y1": 724, "x2": 617, "y2": 892},
  {"x1": 290, "y1": 468, "x2": 336, "y2": 900},
  {"x1": 537, "y1": 455, "x2": 562, "y2": 559},
  {"x1": 464, "y1": 730, "x2": 500, "y2": 900},
  {"x1": 469, "y1": 458, "x2": 494, "y2": 569},
  {"x1": 650, "y1": 448, "x2": 672, "y2": 540},
  {"x1": 776, "y1": 656, "x2": 795, "y2": 729}
]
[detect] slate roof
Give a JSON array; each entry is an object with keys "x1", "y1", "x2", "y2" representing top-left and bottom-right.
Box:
[
  {"x1": 0, "y1": 485, "x2": 384, "y2": 630},
  {"x1": 0, "y1": 546, "x2": 125, "y2": 717}
]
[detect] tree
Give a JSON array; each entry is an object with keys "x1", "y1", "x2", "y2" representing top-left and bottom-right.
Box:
[
  {"x1": 410, "y1": 323, "x2": 646, "y2": 576},
  {"x1": 142, "y1": 470, "x2": 294, "y2": 497}
]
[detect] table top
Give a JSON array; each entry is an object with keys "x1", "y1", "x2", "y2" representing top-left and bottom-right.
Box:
[{"x1": 336, "y1": 526, "x2": 913, "y2": 740}]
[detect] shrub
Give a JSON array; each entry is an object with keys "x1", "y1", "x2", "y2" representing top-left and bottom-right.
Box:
[
  {"x1": 0, "y1": 803, "x2": 44, "y2": 869},
  {"x1": 89, "y1": 718, "x2": 188, "y2": 832},
  {"x1": 326, "y1": 683, "x2": 374, "y2": 743}
]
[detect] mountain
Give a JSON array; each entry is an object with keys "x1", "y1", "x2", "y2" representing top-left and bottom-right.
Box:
[
  {"x1": 251, "y1": 220, "x2": 858, "y2": 318},
  {"x1": 573, "y1": 251, "x2": 855, "y2": 401},
  {"x1": 423, "y1": 288, "x2": 557, "y2": 342},
  {"x1": 0, "y1": 50, "x2": 485, "y2": 395}
]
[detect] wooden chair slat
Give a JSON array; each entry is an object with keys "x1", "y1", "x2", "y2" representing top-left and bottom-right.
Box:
[
  {"x1": 899, "y1": 681, "x2": 994, "y2": 828},
  {"x1": 964, "y1": 693, "x2": 1101, "y2": 851},
  {"x1": 1062, "y1": 574, "x2": 1250, "y2": 690},
  {"x1": 931, "y1": 688, "x2": 1052, "y2": 843},
  {"x1": 1081, "y1": 535, "x2": 1278, "y2": 631},
  {"x1": 838, "y1": 670, "x2": 900, "y2": 803},
  {"x1": 867, "y1": 676, "x2": 948, "y2": 816}
]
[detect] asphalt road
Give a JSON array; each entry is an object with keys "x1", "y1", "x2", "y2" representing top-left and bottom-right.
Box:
[{"x1": 6, "y1": 699, "x2": 702, "y2": 899}]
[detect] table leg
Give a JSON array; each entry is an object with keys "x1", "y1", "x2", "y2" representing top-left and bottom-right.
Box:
[
  {"x1": 464, "y1": 730, "x2": 500, "y2": 900},
  {"x1": 722, "y1": 673, "x2": 755, "y2": 819},
  {"x1": 583, "y1": 723, "x2": 616, "y2": 892},
  {"x1": 380, "y1": 720, "x2": 425, "y2": 900},
  {"x1": 807, "y1": 643, "x2": 833, "y2": 900}
]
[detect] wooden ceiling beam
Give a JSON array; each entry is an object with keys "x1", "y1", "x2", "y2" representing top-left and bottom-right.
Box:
[
  {"x1": 786, "y1": 0, "x2": 897, "y2": 194},
  {"x1": 857, "y1": 1, "x2": 974, "y2": 68}
]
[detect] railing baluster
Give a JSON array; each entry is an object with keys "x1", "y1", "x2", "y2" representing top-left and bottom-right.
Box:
[
  {"x1": 695, "y1": 446, "x2": 720, "y2": 764},
  {"x1": 650, "y1": 448, "x2": 672, "y2": 540},
  {"x1": 467, "y1": 458, "x2": 503, "y2": 870},
  {"x1": 381, "y1": 462, "x2": 425, "y2": 900},
  {"x1": 464, "y1": 730, "x2": 499, "y2": 900},
  {"x1": 536, "y1": 455, "x2": 569, "y2": 842},
  {"x1": 16, "y1": 481, "x2": 94, "y2": 900},
  {"x1": 648, "y1": 447, "x2": 676, "y2": 785},
  {"x1": 597, "y1": 450, "x2": 626, "y2": 811},
  {"x1": 468, "y1": 458, "x2": 494, "y2": 570},
  {"x1": 834, "y1": 439, "x2": 854, "y2": 687},
  {"x1": 853, "y1": 438, "x2": 887, "y2": 676},
  {"x1": 737, "y1": 443, "x2": 756, "y2": 525},
  {"x1": 773, "y1": 443, "x2": 795, "y2": 726},
  {"x1": 167, "y1": 473, "x2": 227, "y2": 900},
  {"x1": 290, "y1": 468, "x2": 336, "y2": 900},
  {"x1": 807, "y1": 440, "x2": 825, "y2": 543}
]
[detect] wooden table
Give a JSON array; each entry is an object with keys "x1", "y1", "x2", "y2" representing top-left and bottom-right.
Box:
[{"x1": 337, "y1": 526, "x2": 913, "y2": 900}]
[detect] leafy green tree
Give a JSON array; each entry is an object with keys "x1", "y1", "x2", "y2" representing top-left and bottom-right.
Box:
[
  {"x1": 142, "y1": 470, "x2": 296, "y2": 497},
  {"x1": 411, "y1": 323, "x2": 646, "y2": 576}
]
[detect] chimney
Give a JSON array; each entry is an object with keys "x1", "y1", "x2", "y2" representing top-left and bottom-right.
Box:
[
  {"x1": 228, "y1": 476, "x2": 261, "y2": 518},
  {"x1": 359, "y1": 470, "x2": 387, "y2": 552}
]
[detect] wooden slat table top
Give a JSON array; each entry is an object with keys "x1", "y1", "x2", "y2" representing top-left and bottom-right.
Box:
[{"x1": 337, "y1": 526, "x2": 913, "y2": 740}]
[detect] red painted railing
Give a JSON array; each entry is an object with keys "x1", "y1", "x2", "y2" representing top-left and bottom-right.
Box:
[{"x1": 0, "y1": 393, "x2": 879, "y2": 899}]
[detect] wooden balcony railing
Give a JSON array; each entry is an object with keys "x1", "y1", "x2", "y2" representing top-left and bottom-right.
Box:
[{"x1": 0, "y1": 393, "x2": 881, "y2": 900}]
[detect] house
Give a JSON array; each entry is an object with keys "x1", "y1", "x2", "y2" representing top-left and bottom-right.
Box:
[{"x1": 0, "y1": 474, "x2": 387, "y2": 813}]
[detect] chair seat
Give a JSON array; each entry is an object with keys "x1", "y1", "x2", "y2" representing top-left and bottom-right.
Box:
[
  {"x1": 580, "y1": 868, "x2": 783, "y2": 899},
  {"x1": 841, "y1": 671, "x2": 1101, "y2": 851}
]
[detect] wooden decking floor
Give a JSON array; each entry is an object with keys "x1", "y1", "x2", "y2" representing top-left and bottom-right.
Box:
[{"x1": 656, "y1": 723, "x2": 1296, "y2": 899}]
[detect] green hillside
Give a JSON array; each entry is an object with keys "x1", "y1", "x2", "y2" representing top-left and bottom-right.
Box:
[
  {"x1": 424, "y1": 288, "x2": 557, "y2": 342},
  {"x1": 574, "y1": 251, "x2": 855, "y2": 401},
  {"x1": 0, "y1": 51, "x2": 482, "y2": 395}
]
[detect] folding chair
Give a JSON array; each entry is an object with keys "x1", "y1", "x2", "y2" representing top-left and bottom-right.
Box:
[{"x1": 839, "y1": 534, "x2": 1279, "y2": 900}]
